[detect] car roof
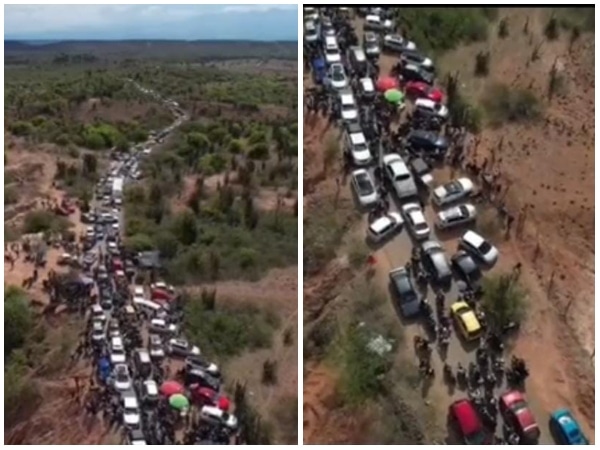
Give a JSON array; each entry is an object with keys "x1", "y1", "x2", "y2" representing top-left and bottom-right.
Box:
[
  {"x1": 451, "y1": 399, "x2": 482, "y2": 437},
  {"x1": 350, "y1": 133, "x2": 366, "y2": 145},
  {"x1": 340, "y1": 92, "x2": 354, "y2": 104},
  {"x1": 360, "y1": 77, "x2": 375, "y2": 91},
  {"x1": 370, "y1": 215, "x2": 394, "y2": 234},
  {"x1": 415, "y1": 98, "x2": 437, "y2": 108},
  {"x1": 462, "y1": 230, "x2": 484, "y2": 247},
  {"x1": 366, "y1": 14, "x2": 380, "y2": 21}
]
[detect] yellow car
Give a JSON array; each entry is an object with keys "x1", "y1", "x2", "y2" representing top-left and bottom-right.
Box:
[{"x1": 450, "y1": 301, "x2": 482, "y2": 341}]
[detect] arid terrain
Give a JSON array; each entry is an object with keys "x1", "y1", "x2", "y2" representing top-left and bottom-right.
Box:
[
  {"x1": 5, "y1": 38, "x2": 298, "y2": 445},
  {"x1": 303, "y1": 7, "x2": 594, "y2": 444}
]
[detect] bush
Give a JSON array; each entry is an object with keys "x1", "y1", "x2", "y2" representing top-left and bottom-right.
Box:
[
  {"x1": 5, "y1": 186, "x2": 19, "y2": 205},
  {"x1": 5, "y1": 286, "x2": 33, "y2": 359},
  {"x1": 337, "y1": 325, "x2": 390, "y2": 405},
  {"x1": 482, "y1": 84, "x2": 542, "y2": 126},
  {"x1": 481, "y1": 273, "x2": 527, "y2": 331},
  {"x1": 124, "y1": 233, "x2": 155, "y2": 252},
  {"x1": 22, "y1": 210, "x2": 70, "y2": 234},
  {"x1": 184, "y1": 299, "x2": 278, "y2": 359},
  {"x1": 498, "y1": 17, "x2": 509, "y2": 38},
  {"x1": 5, "y1": 357, "x2": 41, "y2": 428},
  {"x1": 474, "y1": 51, "x2": 491, "y2": 77},
  {"x1": 544, "y1": 15, "x2": 559, "y2": 40}
]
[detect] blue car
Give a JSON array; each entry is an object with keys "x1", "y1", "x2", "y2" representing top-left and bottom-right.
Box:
[
  {"x1": 311, "y1": 57, "x2": 326, "y2": 85},
  {"x1": 550, "y1": 409, "x2": 589, "y2": 445}
]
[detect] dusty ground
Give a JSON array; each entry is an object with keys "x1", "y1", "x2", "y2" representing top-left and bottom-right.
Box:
[{"x1": 303, "y1": 8, "x2": 594, "y2": 443}]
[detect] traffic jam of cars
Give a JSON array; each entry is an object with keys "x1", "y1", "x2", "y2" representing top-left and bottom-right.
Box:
[
  {"x1": 304, "y1": 7, "x2": 589, "y2": 446},
  {"x1": 82, "y1": 84, "x2": 240, "y2": 445}
]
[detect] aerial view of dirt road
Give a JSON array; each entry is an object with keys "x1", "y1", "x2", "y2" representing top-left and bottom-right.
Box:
[
  {"x1": 4, "y1": 4, "x2": 298, "y2": 445},
  {"x1": 303, "y1": 6, "x2": 594, "y2": 445}
]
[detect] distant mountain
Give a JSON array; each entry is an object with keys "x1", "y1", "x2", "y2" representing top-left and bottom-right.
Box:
[{"x1": 5, "y1": 8, "x2": 298, "y2": 42}]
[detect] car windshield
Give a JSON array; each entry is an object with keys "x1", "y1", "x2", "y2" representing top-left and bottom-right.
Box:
[
  {"x1": 396, "y1": 276, "x2": 414, "y2": 299},
  {"x1": 356, "y1": 175, "x2": 374, "y2": 194},
  {"x1": 444, "y1": 181, "x2": 462, "y2": 195},
  {"x1": 342, "y1": 103, "x2": 355, "y2": 111},
  {"x1": 116, "y1": 370, "x2": 128, "y2": 381},
  {"x1": 478, "y1": 241, "x2": 492, "y2": 254},
  {"x1": 326, "y1": 47, "x2": 339, "y2": 56},
  {"x1": 125, "y1": 406, "x2": 138, "y2": 415},
  {"x1": 395, "y1": 172, "x2": 410, "y2": 181},
  {"x1": 332, "y1": 69, "x2": 344, "y2": 81}
]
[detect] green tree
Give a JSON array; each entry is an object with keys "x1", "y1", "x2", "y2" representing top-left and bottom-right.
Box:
[
  {"x1": 172, "y1": 210, "x2": 198, "y2": 246},
  {"x1": 82, "y1": 153, "x2": 97, "y2": 176},
  {"x1": 5, "y1": 286, "x2": 33, "y2": 358},
  {"x1": 481, "y1": 273, "x2": 528, "y2": 331}
]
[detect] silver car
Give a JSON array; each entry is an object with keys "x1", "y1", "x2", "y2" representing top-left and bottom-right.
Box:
[
  {"x1": 383, "y1": 154, "x2": 418, "y2": 200},
  {"x1": 436, "y1": 203, "x2": 477, "y2": 229},
  {"x1": 351, "y1": 169, "x2": 379, "y2": 207}
]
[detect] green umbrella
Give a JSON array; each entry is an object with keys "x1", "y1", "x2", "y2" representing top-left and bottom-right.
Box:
[
  {"x1": 169, "y1": 393, "x2": 190, "y2": 411},
  {"x1": 384, "y1": 89, "x2": 405, "y2": 105}
]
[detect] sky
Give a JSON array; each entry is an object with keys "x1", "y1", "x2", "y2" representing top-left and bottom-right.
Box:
[{"x1": 4, "y1": 4, "x2": 298, "y2": 41}]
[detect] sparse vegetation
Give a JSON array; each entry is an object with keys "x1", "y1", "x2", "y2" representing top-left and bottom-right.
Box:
[
  {"x1": 544, "y1": 14, "x2": 560, "y2": 40},
  {"x1": 445, "y1": 73, "x2": 483, "y2": 133},
  {"x1": 474, "y1": 51, "x2": 491, "y2": 77},
  {"x1": 395, "y1": 8, "x2": 496, "y2": 53},
  {"x1": 481, "y1": 83, "x2": 543, "y2": 126},
  {"x1": 22, "y1": 210, "x2": 71, "y2": 234},
  {"x1": 184, "y1": 295, "x2": 279, "y2": 359},
  {"x1": 498, "y1": 17, "x2": 509, "y2": 38},
  {"x1": 481, "y1": 273, "x2": 528, "y2": 331}
]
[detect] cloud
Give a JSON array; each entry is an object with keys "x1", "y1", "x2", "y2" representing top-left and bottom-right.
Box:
[{"x1": 4, "y1": 4, "x2": 298, "y2": 39}]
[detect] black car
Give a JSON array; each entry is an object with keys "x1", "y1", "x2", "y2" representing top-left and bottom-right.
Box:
[
  {"x1": 389, "y1": 267, "x2": 421, "y2": 318},
  {"x1": 451, "y1": 250, "x2": 482, "y2": 288},
  {"x1": 185, "y1": 367, "x2": 220, "y2": 391},
  {"x1": 400, "y1": 64, "x2": 434, "y2": 85},
  {"x1": 406, "y1": 130, "x2": 449, "y2": 157}
]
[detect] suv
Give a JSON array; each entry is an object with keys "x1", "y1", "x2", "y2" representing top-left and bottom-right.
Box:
[
  {"x1": 449, "y1": 399, "x2": 490, "y2": 444},
  {"x1": 389, "y1": 267, "x2": 420, "y2": 317},
  {"x1": 401, "y1": 49, "x2": 435, "y2": 71},
  {"x1": 420, "y1": 240, "x2": 452, "y2": 286},
  {"x1": 383, "y1": 154, "x2": 418, "y2": 200},
  {"x1": 406, "y1": 129, "x2": 449, "y2": 157},
  {"x1": 400, "y1": 63, "x2": 434, "y2": 85},
  {"x1": 348, "y1": 46, "x2": 368, "y2": 75}
]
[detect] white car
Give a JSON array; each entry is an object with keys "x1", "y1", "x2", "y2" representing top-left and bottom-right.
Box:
[
  {"x1": 324, "y1": 36, "x2": 342, "y2": 64},
  {"x1": 133, "y1": 285, "x2": 145, "y2": 297},
  {"x1": 149, "y1": 318, "x2": 178, "y2": 335},
  {"x1": 346, "y1": 131, "x2": 372, "y2": 166},
  {"x1": 328, "y1": 63, "x2": 348, "y2": 90},
  {"x1": 459, "y1": 230, "x2": 499, "y2": 266},
  {"x1": 149, "y1": 334, "x2": 165, "y2": 359},
  {"x1": 167, "y1": 338, "x2": 201, "y2": 357},
  {"x1": 367, "y1": 212, "x2": 404, "y2": 243},
  {"x1": 339, "y1": 91, "x2": 359, "y2": 122},
  {"x1": 110, "y1": 336, "x2": 127, "y2": 364},
  {"x1": 383, "y1": 154, "x2": 418, "y2": 200},
  {"x1": 304, "y1": 20, "x2": 318, "y2": 43},
  {"x1": 142, "y1": 380, "x2": 159, "y2": 403},
  {"x1": 359, "y1": 77, "x2": 376, "y2": 99},
  {"x1": 415, "y1": 98, "x2": 449, "y2": 120},
  {"x1": 364, "y1": 31, "x2": 380, "y2": 57},
  {"x1": 91, "y1": 304, "x2": 107, "y2": 323},
  {"x1": 432, "y1": 177, "x2": 474, "y2": 206},
  {"x1": 113, "y1": 363, "x2": 132, "y2": 391},
  {"x1": 436, "y1": 204, "x2": 477, "y2": 229},
  {"x1": 401, "y1": 203, "x2": 430, "y2": 240},
  {"x1": 383, "y1": 34, "x2": 417, "y2": 52},
  {"x1": 122, "y1": 394, "x2": 141, "y2": 427},
  {"x1": 351, "y1": 169, "x2": 379, "y2": 207},
  {"x1": 303, "y1": 7, "x2": 319, "y2": 22},
  {"x1": 91, "y1": 320, "x2": 105, "y2": 342},
  {"x1": 200, "y1": 406, "x2": 238, "y2": 430}
]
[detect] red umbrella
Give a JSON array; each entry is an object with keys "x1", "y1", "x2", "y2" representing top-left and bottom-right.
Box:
[
  {"x1": 217, "y1": 396, "x2": 231, "y2": 412},
  {"x1": 160, "y1": 380, "x2": 185, "y2": 397},
  {"x1": 376, "y1": 76, "x2": 399, "y2": 92}
]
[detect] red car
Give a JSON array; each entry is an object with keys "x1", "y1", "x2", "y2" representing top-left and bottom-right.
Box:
[
  {"x1": 405, "y1": 81, "x2": 444, "y2": 103},
  {"x1": 500, "y1": 391, "x2": 540, "y2": 443},
  {"x1": 449, "y1": 399, "x2": 490, "y2": 444}
]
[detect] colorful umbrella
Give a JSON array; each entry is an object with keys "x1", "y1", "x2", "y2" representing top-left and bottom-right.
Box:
[
  {"x1": 384, "y1": 89, "x2": 405, "y2": 105},
  {"x1": 376, "y1": 76, "x2": 399, "y2": 92},
  {"x1": 169, "y1": 393, "x2": 190, "y2": 411},
  {"x1": 217, "y1": 396, "x2": 231, "y2": 412},
  {"x1": 160, "y1": 380, "x2": 185, "y2": 397}
]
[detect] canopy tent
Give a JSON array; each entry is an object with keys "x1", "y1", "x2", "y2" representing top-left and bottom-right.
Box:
[
  {"x1": 160, "y1": 380, "x2": 185, "y2": 397},
  {"x1": 169, "y1": 393, "x2": 190, "y2": 411},
  {"x1": 217, "y1": 396, "x2": 231, "y2": 412},
  {"x1": 376, "y1": 76, "x2": 399, "y2": 92},
  {"x1": 384, "y1": 89, "x2": 405, "y2": 105}
]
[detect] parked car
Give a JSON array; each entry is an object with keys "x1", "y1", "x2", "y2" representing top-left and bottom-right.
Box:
[
  {"x1": 363, "y1": 31, "x2": 380, "y2": 58},
  {"x1": 167, "y1": 337, "x2": 201, "y2": 358},
  {"x1": 406, "y1": 129, "x2": 449, "y2": 157},
  {"x1": 149, "y1": 318, "x2": 178, "y2": 335},
  {"x1": 389, "y1": 267, "x2": 420, "y2": 317},
  {"x1": 436, "y1": 204, "x2": 477, "y2": 229},
  {"x1": 432, "y1": 178, "x2": 474, "y2": 206},
  {"x1": 421, "y1": 240, "x2": 452, "y2": 285},
  {"x1": 122, "y1": 391, "x2": 141, "y2": 427},
  {"x1": 186, "y1": 355, "x2": 221, "y2": 378},
  {"x1": 363, "y1": 14, "x2": 394, "y2": 33},
  {"x1": 451, "y1": 251, "x2": 482, "y2": 288},
  {"x1": 339, "y1": 90, "x2": 359, "y2": 122},
  {"x1": 401, "y1": 203, "x2": 430, "y2": 240},
  {"x1": 304, "y1": 20, "x2": 318, "y2": 43},
  {"x1": 148, "y1": 334, "x2": 165, "y2": 359},
  {"x1": 402, "y1": 49, "x2": 435, "y2": 71},
  {"x1": 449, "y1": 399, "x2": 490, "y2": 444},
  {"x1": 367, "y1": 212, "x2": 403, "y2": 243},
  {"x1": 500, "y1": 391, "x2": 541, "y2": 443},
  {"x1": 409, "y1": 157, "x2": 434, "y2": 188},
  {"x1": 110, "y1": 336, "x2": 127, "y2": 364},
  {"x1": 91, "y1": 320, "x2": 105, "y2": 343},
  {"x1": 113, "y1": 363, "x2": 132, "y2": 390},
  {"x1": 382, "y1": 34, "x2": 416, "y2": 53},
  {"x1": 108, "y1": 318, "x2": 120, "y2": 338},
  {"x1": 400, "y1": 63, "x2": 434, "y2": 84},
  {"x1": 450, "y1": 301, "x2": 482, "y2": 341},
  {"x1": 459, "y1": 230, "x2": 499, "y2": 266},
  {"x1": 405, "y1": 81, "x2": 443, "y2": 103},
  {"x1": 141, "y1": 379, "x2": 160, "y2": 404},
  {"x1": 323, "y1": 35, "x2": 342, "y2": 65},
  {"x1": 200, "y1": 406, "x2": 238, "y2": 430},
  {"x1": 549, "y1": 408, "x2": 589, "y2": 445},
  {"x1": 351, "y1": 169, "x2": 379, "y2": 208},
  {"x1": 345, "y1": 129, "x2": 372, "y2": 166},
  {"x1": 415, "y1": 98, "x2": 449, "y2": 120},
  {"x1": 358, "y1": 77, "x2": 376, "y2": 100},
  {"x1": 383, "y1": 154, "x2": 418, "y2": 200},
  {"x1": 328, "y1": 63, "x2": 348, "y2": 89}
]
